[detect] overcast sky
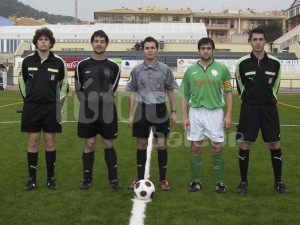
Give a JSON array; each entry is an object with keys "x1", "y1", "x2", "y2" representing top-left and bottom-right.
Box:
[{"x1": 18, "y1": 0, "x2": 293, "y2": 21}]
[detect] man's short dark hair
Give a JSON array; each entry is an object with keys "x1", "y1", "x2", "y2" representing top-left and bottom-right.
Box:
[
  {"x1": 248, "y1": 27, "x2": 266, "y2": 41},
  {"x1": 197, "y1": 37, "x2": 215, "y2": 50},
  {"x1": 32, "y1": 27, "x2": 55, "y2": 49},
  {"x1": 91, "y1": 30, "x2": 109, "y2": 43},
  {"x1": 142, "y1": 36, "x2": 158, "y2": 50}
]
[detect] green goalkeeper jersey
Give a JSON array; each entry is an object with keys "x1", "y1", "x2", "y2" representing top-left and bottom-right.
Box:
[{"x1": 178, "y1": 60, "x2": 233, "y2": 109}]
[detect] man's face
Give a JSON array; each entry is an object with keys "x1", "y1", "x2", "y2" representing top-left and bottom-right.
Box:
[
  {"x1": 91, "y1": 36, "x2": 108, "y2": 55},
  {"x1": 198, "y1": 43, "x2": 214, "y2": 61},
  {"x1": 249, "y1": 33, "x2": 266, "y2": 53},
  {"x1": 36, "y1": 35, "x2": 51, "y2": 51},
  {"x1": 143, "y1": 41, "x2": 158, "y2": 61}
]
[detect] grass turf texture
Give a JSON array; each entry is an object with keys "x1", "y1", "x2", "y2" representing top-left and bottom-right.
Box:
[{"x1": 0, "y1": 90, "x2": 299, "y2": 225}]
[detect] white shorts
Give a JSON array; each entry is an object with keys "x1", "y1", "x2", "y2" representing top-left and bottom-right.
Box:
[{"x1": 187, "y1": 107, "x2": 225, "y2": 143}]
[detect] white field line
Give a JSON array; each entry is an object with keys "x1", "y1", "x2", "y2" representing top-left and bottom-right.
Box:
[
  {"x1": 1, "y1": 120, "x2": 300, "y2": 127},
  {"x1": 128, "y1": 131, "x2": 153, "y2": 225}
]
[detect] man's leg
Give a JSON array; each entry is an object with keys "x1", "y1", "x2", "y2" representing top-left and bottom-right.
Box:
[
  {"x1": 24, "y1": 132, "x2": 40, "y2": 191},
  {"x1": 80, "y1": 137, "x2": 96, "y2": 190}
]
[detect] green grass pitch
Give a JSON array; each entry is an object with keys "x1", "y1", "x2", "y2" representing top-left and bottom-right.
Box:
[{"x1": 0, "y1": 90, "x2": 299, "y2": 225}]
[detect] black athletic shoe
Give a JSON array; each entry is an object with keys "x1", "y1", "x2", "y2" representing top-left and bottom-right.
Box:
[
  {"x1": 23, "y1": 177, "x2": 37, "y2": 191},
  {"x1": 47, "y1": 177, "x2": 58, "y2": 190},
  {"x1": 274, "y1": 182, "x2": 289, "y2": 194},
  {"x1": 236, "y1": 182, "x2": 248, "y2": 194},
  {"x1": 216, "y1": 183, "x2": 227, "y2": 194},
  {"x1": 188, "y1": 182, "x2": 202, "y2": 192},
  {"x1": 110, "y1": 180, "x2": 122, "y2": 190},
  {"x1": 80, "y1": 179, "x2": 92, "y2": 190}
]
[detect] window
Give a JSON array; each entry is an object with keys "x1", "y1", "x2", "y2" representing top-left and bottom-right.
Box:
[
  {"x1": 172, "y1": 16, "x2": 180, "y2": 22},
  {"x1": 113, "y1": 14, "x2": 123, "y2": 21},
  {"x1": 205, "y1": 19, "x2": 209, "y2": 25},
  {"x1": 230, "y1": 20, "x2": 236, "y2": 28},
  {"x1": 162, "y1": 16, "x2": 169, "y2": 22},
  {"x1": 242, "y1": 20, "x2": 248, "y2": 29},
  {"x1": 138, "y1": 15, "x2": 146, "y2": 21},
  {"x1": 101, "y1": 16, "x2": 110, "y2": 21}
]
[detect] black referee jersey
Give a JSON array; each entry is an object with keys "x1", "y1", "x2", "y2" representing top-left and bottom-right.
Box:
[{"x1": 75, "y1": 57, "x2": 120, "y2": 103}]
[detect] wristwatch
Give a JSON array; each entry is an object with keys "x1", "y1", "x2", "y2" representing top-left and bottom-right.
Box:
[{"x1": 171, "y1": 110, "x2": 177, "y2": 113}]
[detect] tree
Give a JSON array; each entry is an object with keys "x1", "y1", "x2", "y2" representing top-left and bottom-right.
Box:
[{"x1": 256, "y1": 21, "x2": 283, "y2": 42}]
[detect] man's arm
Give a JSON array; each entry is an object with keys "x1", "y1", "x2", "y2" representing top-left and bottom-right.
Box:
[
  {"x1": 128, "y1": 91, "x2": 136, "y2": 128},
  {"x1": 19, "y1": 60, "x2": 27, "y2": 99},
  {"x1": 59, "y1": 59, "x2": 69, "y2": 103},
  {"x1": 224, "y1": 91, "x2": 233, "y2": 129},
  {"x1": 167, "y1": 89, "x2": 176, "y2": 124},
  {"x1": 182, "y1": 98, "x2": 190, "y2": 131},
  {"x1": 74, "y1": 63, "x2": 85, "y2": 103}
]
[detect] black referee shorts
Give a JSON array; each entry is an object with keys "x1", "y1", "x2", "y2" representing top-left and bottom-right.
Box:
[
  {"x1": 133, "y1": 103, "x2": 170, "y2": 138},
  {"x1": 236, "y1": 102, "x2": 280, "y2": 143},
  {"x1": 21, "y1": 102, "x2": 62, "y2": 133},
  {"x1": 77, "y1": 102, "x2": 118, "y2": 139}
]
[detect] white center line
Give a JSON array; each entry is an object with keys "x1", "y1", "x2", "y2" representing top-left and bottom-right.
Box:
[{"x1": 129, "y1": 131, "x2": 153, "y2": 225}]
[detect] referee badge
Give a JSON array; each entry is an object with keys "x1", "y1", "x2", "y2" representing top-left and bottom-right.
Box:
[
  {"x1": 50, "y1": 74, "x2": 56, "y2": 80},
  {"x1": 268, "y1": 77, "x2": 273, "y2": 84}
]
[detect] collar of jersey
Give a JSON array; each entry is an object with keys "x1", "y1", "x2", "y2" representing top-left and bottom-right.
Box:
[{"x1": 141, "y1": 60, "x2": 159, "y2": 71}]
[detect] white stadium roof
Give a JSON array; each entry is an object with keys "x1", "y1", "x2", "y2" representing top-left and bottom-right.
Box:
[{"x1": 0, "y1": 23, "x2": 207, "y2": 41}]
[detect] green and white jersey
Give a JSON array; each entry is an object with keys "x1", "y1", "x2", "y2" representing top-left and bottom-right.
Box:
[{"x1": 178, "y1": 60, "x2": 232, "y2": 109}]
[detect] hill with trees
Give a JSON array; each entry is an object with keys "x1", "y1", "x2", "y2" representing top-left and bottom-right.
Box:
[{"x1": 0, "y1": 0, "x2": 79, "y2": 24}]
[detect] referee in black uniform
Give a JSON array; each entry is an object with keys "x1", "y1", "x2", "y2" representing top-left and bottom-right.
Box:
[
  {"x1": 75, "y1": 30, "x2": 121, "y2": 190},
  {"x1": 235, "y1": 28, "x2": 288, "y2": 194},
  {"x1": 19, "y1": 27, "x2": 69, "y2": 191}
]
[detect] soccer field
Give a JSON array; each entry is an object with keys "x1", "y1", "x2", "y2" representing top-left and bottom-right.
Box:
[{"x1": 0, "y1": 90, "x2": 299, "y2": 225}]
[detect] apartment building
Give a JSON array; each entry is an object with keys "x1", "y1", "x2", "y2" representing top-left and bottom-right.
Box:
[
  {"x1": 285, "y1": 0, "x2": 300, "y2": 31},
  {"x1": 94, "y1": 5, "x2": 286, "y2": 43}
]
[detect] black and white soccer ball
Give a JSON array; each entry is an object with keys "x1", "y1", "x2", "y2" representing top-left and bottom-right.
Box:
[{"x1": 134, "y1": 179, "x2": 155, "y2": 200}]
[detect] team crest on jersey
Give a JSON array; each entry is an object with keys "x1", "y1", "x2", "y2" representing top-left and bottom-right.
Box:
[
  {"x1": 50, "y1": 74, "x2": 56, "y2": 80},
  {"x1": 211, "y1": 69, "x2": 219, "y2": 76},
  {"x1": 104, "y1": 69, "x2": 111, "y2": 77}
]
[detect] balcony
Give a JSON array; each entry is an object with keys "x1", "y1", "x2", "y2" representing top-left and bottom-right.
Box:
[{"x1": 205, "y1": 23, "x2": 230, "y2": 30}]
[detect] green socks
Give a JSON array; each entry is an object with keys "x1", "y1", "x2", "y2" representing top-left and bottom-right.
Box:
[
  {"x1": 190, "y1": 155, "x2": 202, "y2": 183},
  {"x1": 213, "y1": 153, "x2": 225, "y2": 184}
]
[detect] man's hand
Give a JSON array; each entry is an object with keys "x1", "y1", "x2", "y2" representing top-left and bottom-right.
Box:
[
  {"x1": 128, "y1": 115, "x2": 134, "y2": 128},
  {"x1": 182, "y1": 118, "x2": 190, "y2": 131}
]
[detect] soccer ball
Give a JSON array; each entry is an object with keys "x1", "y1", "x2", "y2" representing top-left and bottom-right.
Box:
[{"x1": 134, "y1": 179, "x2": 155, "y2": 201}]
